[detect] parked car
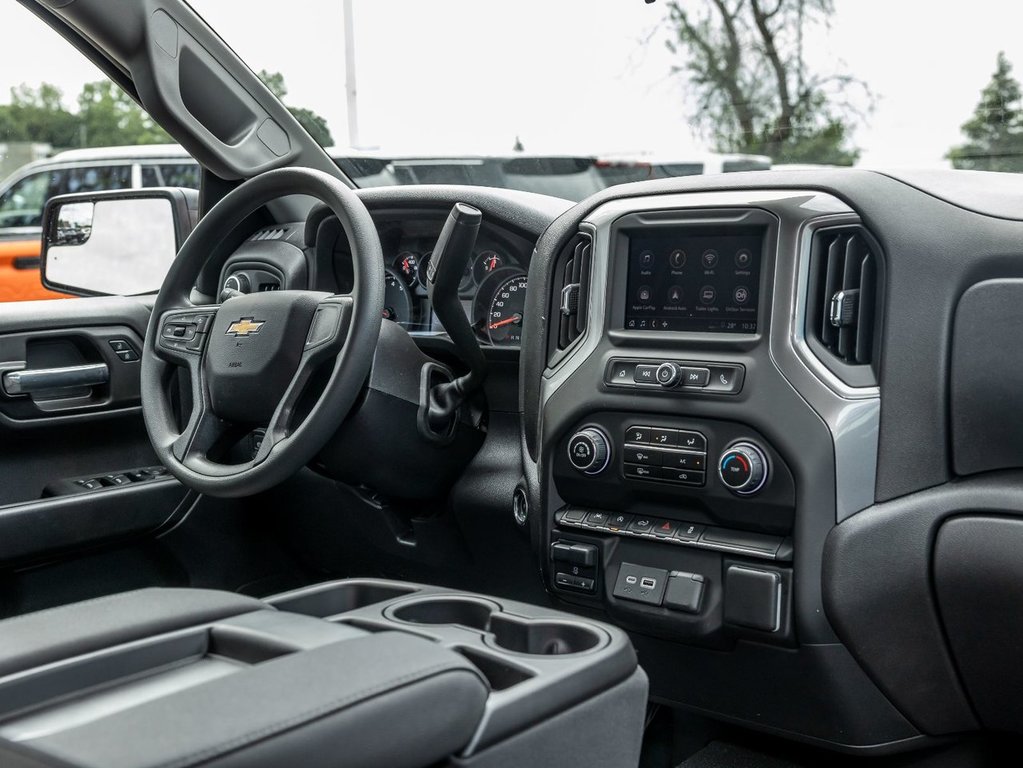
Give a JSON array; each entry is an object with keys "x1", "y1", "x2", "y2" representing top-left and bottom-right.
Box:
[
  {"x1": 593, "y1": 151, "x2": 772, "y2": 185},
  {"x1": 0, "y1": 144, "x2": 200, "y2": 300}
]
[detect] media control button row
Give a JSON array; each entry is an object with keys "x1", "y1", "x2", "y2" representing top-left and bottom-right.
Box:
[{"x1": 606, "y1": 359, "x2": 744, "y2": 395}]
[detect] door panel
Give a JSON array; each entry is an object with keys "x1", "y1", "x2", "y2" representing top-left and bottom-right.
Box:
[{"x1": 0, "y1": 296, "x2": 190, "y2": 567}]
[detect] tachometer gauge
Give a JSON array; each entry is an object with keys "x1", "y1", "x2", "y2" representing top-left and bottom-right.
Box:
[
  {"x1": 484, "y1": 272, "x2": 527, "y2": 346},
  {"x1": 383, "y1": 269, "x2": 413, "y2": 326},
  {"x1": 393, "y1": 251, "x2": 419, "y2": 286},
  {"x1": 472, "y1": 250, "x2": 505, "y2": 285}
]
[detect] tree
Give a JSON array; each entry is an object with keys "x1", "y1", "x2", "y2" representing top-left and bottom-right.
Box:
[
  {"x1": 0, "y1": 83, "x2": 79, "y2": 146},
  {"x1": 76, "y1": 80, "x2": 171, "y2": 147},
  {"x1": 948, "y1": 52, "x2": 1023, "y2": 172},
  {"x1": 257, "y1": 70, "x2": 335, "y2": 147},
  {"x1": 663, "y1": 0, "x2": 867, "y2": 165}
]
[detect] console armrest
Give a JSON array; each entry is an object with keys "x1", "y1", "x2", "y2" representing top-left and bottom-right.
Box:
[{"x1": 1, "y1": 630, "x2": 488, "y2": 768}]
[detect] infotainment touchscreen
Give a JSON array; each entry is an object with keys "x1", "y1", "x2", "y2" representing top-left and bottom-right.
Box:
[{"x1": 624, "y1": 227, "x2": 763, "y2": 334}]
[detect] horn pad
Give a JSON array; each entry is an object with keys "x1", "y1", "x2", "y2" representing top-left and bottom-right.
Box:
[{"x1": 205, "y1": 291, "x2": 322, "y2": 424}]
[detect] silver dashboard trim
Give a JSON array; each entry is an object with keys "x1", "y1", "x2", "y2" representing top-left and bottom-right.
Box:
[{"x1": 539, "y1": 189, "x2": 881, "y2": 523}]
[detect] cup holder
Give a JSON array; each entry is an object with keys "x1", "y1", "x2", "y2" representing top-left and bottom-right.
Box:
[
  {"x1": 390, "y1": 596, "x2": 604, "y2": 656},
  {"x1": 489, "y1": 614, "x2": 602, "y2": 656},
  {"x1": 270, "y1": 580, "x2": 418, "y2": 619},
  {"x1": 391, "y1": 597, "x2": 497, "y2": 632}
]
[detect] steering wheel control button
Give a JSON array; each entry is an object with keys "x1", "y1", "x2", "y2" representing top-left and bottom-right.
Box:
[
  {"x1": 681, "y1": 367, "x2": 711, "y2": 387},
  {"x1": 655, "y1": 362, "x2": 682, "y2": 387},
  {"x1": 614, "y1": 563, "x2": 668, "y2": 606},
  {"x1": 719, "y1": 442, "x2": 769, "y2": 496},
  {"x1": 163, "y1": 322, "x2": 196, "y2": 341},
  {"x1": 568, "y1": 427, "x2": 612, "y2": 475}
]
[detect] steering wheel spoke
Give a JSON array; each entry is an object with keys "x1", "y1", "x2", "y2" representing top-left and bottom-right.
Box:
[
  {"x1": 153, "y1": 306, "x2": 220, "y2": 365},
  {"x1": 260, "y1": 295, "x2": 355, "y2": 454}
]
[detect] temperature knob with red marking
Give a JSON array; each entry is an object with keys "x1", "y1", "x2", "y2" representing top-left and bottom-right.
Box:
[{"x1": 718, "y1": 442, "x2": 768, "y2": 496}]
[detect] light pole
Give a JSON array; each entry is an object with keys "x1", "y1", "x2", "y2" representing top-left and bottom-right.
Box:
[{"x1": 343, "y1": 0, "x2": 360, "y2": 149}]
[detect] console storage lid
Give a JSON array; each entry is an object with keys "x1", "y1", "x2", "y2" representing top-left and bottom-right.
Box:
[{"x1": 0, "y1": 603, "x2": 489, "y2": 768}]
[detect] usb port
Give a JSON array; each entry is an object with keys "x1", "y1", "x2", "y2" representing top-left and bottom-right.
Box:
[{"x1": 640, "y1": 577, "x2": 657, "y2": 589}]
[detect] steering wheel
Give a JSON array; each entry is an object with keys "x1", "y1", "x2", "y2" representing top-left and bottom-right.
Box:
[{"x1": 140, "y1": 167, "x2": 383, "y2": 497}]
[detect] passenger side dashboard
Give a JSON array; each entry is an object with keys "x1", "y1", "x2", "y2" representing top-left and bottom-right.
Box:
[{"x1": 516, "y1": 168, "x2": 1023, "y2": 750}]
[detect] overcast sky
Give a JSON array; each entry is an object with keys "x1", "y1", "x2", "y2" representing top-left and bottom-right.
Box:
[{"x1": 2, "y1": 1, "x2": 1023, "y2": 168}]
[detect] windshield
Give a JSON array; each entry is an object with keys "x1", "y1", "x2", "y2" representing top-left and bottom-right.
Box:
[{"x1": 3, "y1": 0, "x2": 1023, "y2": 205}]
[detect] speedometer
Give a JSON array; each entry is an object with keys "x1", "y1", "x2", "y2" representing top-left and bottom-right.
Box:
[{"x1": 485, "y1": 273, "x2": 527, "y2": 346}]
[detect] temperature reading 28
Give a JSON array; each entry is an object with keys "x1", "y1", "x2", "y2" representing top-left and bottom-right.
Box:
[{"x1": 487, "y1": 274, "x2": 527, "y2": 346}]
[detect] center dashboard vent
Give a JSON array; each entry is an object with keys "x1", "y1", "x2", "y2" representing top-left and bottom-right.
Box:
[
  {"x1": 806, "y1": 225, "x2": 884, "y2": 387},
  {"x1": 548, "y1": 232, "x2": 592, "y2": 366}
]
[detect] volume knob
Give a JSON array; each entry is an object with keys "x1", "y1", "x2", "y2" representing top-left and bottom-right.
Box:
[
  {"x1": 655, "y1": 362, "x2": 682, "y2": 387},
  {"x1": 718, "y1": 442, "x2": 768, "y2": 495},
  {"x1": 567, "y1": 427, "x2": 612, "y2": 475}
]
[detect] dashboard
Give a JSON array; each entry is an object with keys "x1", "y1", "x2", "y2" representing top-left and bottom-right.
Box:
[
  {"x1": 215, "y1": 207, "x2": 537, "y2": 348},
  {"x1": 207, "y1": 170, "x2": 1023, "y2": 756}
]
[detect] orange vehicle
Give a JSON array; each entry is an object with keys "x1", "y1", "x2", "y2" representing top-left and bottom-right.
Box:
[{"x1": 0, "y1": 239, "x2": 68, "y2": 302}]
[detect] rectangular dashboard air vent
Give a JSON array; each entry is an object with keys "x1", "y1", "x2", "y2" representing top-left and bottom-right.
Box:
[
  {"x1": 549, "y1": 232, "x2": 592, "y2": 365},
  {"x1": 806, "y1": 225, "x2": 884, "y2": 387}
]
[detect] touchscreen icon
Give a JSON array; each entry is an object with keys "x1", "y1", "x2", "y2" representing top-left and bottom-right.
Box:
[
  {"x1": 733, "y1": 286, "x2": 750, "y2": 305},
  {"x1": 735, "y1": 249, "x2": 753, "y2": 269},
  {"x1": 669, "y1": 249, "x2": 686, "y2": 269},
  {"x1": 668, "y1": 286, "x2": 683, "y2": 304},
  {"x1": 700, "y1": 286, "x2": 716, "y2": 304},
  {"x1": 640, "y1": 250, "x2": 655, "y2": 267},
  {"x1": 701, "y1": 249, "x2": 719, "y2": 269},
  {"x1": 638, "y1": 285, "x2": 652, "y2": 302}
]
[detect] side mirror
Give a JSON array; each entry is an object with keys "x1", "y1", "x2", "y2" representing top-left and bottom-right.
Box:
[{"x1": 40, "y1": 188, "x2": 198, "y2": 298}]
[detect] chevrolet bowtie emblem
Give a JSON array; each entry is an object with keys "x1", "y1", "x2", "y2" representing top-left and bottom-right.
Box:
[{"x1": 225, "y1": 318, "x2": 265, "y2": 337}]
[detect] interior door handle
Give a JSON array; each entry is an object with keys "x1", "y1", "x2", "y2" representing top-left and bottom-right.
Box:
[{"x1": 2, "y1": 363, "x2": 109, "y2": 396}]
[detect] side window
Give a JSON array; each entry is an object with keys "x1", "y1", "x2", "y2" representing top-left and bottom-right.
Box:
[
  {"x1": 60, "y1": 165, "x2": 132, "y2": 194},
  {"x1": 140, "y1": 163, "x2": 200, "y2": 189},
  {"x1": 0, "y1": 171, "x2": 52, "y2": 228}
]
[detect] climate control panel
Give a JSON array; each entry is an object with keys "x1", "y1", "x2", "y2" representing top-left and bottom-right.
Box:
[
  {"x1": 553, "y1": 412, "x2": 796, "y2": 537},
  {"x1": 621, "y1": 425, "x2": 707, "y2": 487}
]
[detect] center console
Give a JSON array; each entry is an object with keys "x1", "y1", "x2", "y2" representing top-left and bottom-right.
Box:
[
  {"x1": 542, "y1": 206, "x2": 798, "y2": 648},
  {"x1": 529, "y1": 192, "x2": 912, "y2": 751},
  {"x1": 0, "y1": 582, "x2": 645, "y2": 768}
]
